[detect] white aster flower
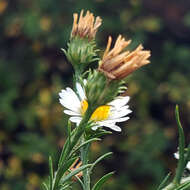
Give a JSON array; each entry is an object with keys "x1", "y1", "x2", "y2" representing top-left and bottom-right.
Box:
[
  {"x1": 174, "y1": 152, "x2": 190, "y2": 170},
  {"x1": 59, "y1": 83, "x2": 132, "y2": 132}
]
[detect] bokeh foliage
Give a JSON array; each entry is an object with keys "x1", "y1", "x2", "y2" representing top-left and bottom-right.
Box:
[{"x1": 1, "y1": 0, "x2": 190, "y2": 189}]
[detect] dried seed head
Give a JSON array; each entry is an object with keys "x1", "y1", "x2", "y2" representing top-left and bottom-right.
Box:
[
  {"x1": 99, "y1": 35, "x2": 151, "y2": 80},
  {"x1": 71, "y1": 10, "x2": 102, "y2": 40}
]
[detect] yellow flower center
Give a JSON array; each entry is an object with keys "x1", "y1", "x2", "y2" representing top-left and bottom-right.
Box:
[{"x1": 81, "y1": 100, "x2": 110, "y2": 121}]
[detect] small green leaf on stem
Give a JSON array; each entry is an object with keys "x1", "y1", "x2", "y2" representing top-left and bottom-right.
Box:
[
  {"x1": 49, "y1": 156, "x2": 54, "y2": 190},
  {"x1": 173, "y1": 105, "x2": 185, "y2": 185},
  {"x1": 67, "y1": 120, "x2": 72, "y2": 149},
  {"x1": 60, "y1": 164, "x2": 92, "y2": 185},
  {"x1": 42, "y1": 182, "x2": 49, "y2": 190},
  {"x1": 70, "y1": 138, "x2": 101, "y2": 156},
  {"x1": 92, "y1": 172, "x2": 114, "y2": 190},
  {"x1": 90, "y1": 152, "x2": 113, "y2": 172},
  {"x1": 157, "y1": 173, "x2": 171, "y2": 190},
  {"x1": 53, "y1": 157, "x2": 77, "y2": 190}
]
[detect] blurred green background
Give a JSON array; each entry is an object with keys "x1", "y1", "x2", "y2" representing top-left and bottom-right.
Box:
[{"x1": 1, "y1": 0, "x2": 190, "y2": 189}]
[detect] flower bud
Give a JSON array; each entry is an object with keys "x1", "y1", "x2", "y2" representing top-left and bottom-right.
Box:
[
  {"x1": 63, "y1": 37, "x2": 97, "y2": 73},
  {"x1": 85, "y1": 70, "x2": 123, "y2": 108},
  {"x1": 63, "y1": 10, "x2": 102, "y2": 74}
]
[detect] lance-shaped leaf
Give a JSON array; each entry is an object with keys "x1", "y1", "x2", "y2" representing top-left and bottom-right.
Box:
[
  {"x1": 59, "y1": 183, "x2": 71, "y2": 190},
  {"x1": 42, "y1": 182, "x2": 49, "y2": 190},
  {"x1": 70, "y1": 138, "x2": 101, "y2": 156},
  {"x1": 92, "y1": 172, "x2": 114, "y2": 190},
  {"x1": 58, "y1": 122, "x2": 76, "y2": 167},
  {"x1": 173, "y1": 105, "x2": 185, "y2": 185},
  {"x1": 49, "y1": 156, "x2": 54, "y2": 190},
  {"x1": 53, "y1": 157, "x2": 77, "y2": 190},
  {"x1": 92, "y1": 130, "x2": 112, "y2": 138},
  {"x1": 156, "y1": 173, "x2": 171, "y2": 190},
  {"x1": 60, "y1": 164, "x2": 92, "y2": 185},
  {"x1": 90, "y1": 152, "x2": 112, "y2": 172}
]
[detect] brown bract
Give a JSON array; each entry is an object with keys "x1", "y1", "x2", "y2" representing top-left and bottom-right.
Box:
[
  {"x1": 71, "y1": 10, "x2": 102, "y2": 40},
  {"x1": 98, "y1": 35, "x2": 151, "y2": 80}
]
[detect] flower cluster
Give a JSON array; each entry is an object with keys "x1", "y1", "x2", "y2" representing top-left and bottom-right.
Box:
[
  {"x1": 44, "y1": 9, "x2": 151, "y2": 190},
  {"x1": 59, "y1": 82, "x2": 131, "y2": 132},
  {"x1": 59, "y1": 10, "x2": 150, "y2": 131},
  {"x1": 60, "y1": 10, "x2": 150, "y2": 132}
]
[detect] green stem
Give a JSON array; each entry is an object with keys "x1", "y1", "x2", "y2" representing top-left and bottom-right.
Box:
[
  {"x1": 58, "y1": 107, "x2": 94, "y2": 167},
  {"x1": 51, "y1": 107, "x2": 94, "y2": 190},
  {"x1": 80, "y1": 136, "x2": 91, "y2": 190},
  {"x1": 173, "y1": 105, "x2": 185, "y2": 185}
]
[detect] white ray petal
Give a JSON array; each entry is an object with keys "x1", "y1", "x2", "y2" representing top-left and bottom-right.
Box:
[
  {"x1": 95, "y1": 120, "x2": 112, "y2": 127},
  {"x1": 109, "y1": 109, "x2": 132, "y2": 119},
  {"x1": 59, "y1": 88, "x2": 79, "y2": 106},
  {"x1": 59, "y1": 87, "x2": 81, "y2": 112},
  {"x1": 83, "y1": 79, "x2": 87, "y2": 85},
  {"x1": 109, "y1": 96, "x2": 130, "y2": 108},
  {"x1": 66, "y1": 87, "x2": 81, "y2": 105},
  {"x1": 104, "y1": 124, "x2": 121, "y2": 132},
  {"x1": 174, "y1": 153, "x2": 179, "y2": 159},
  {"x1": 59, "y1": 98, "x2": 80, "y2": 113},
  {"x1": 107, "y1": 116, "x2": 130, "y2": 123},
  {"x1": 91, "y1": 125, "x2": 99, "y2": 130},
  {"x1": 64, "y1": 110, "x2": 80, "y2": 116},
  {"x1": 187, "y1": 162, "x2": 190, "y2": 170},
  {"x1": 76, "y1": 82, "x2": 86, "y2": 100},
  {"x1": 69, "y1": 116, "x2": 82, "y2": 123}
]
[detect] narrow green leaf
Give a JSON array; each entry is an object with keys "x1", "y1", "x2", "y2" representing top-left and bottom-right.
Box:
[
  {"x1": 157, "y1": 173, "x2": 171, "y2": 190},
  {"x1": 90, "y1": 152, "x2": 113, "y2": 172},
  {"x1": 173, "y1": 105, "x2": 185, "y2": 185},
  {"x1": 176, "y1": 181, "x2": 190, "y2": 190},
  {"x1": 92, "y1": 172, "x2": 114, "y2": 190},
  {"x1": 42, "y1": 182, "x2": 49, "y2": 190},
  {"x1": 53, "y1": 157, "x2": 77, "y2": 190},
  {"x1": 67, "y1": 120, "x2": 71, "y2": 150},
  {"x1": 70, "y1": 138, "x2": 101, "y2": 156},
  {"x1": 58, "y1": 128, "x2": 77, "y2": 167},
  {"x1": 58, "y1": 138, "x2": 69, "y2": 167},
  {"x1": 92, "y1": 130, "x2": 112, "y2": 138},
  {"x1": 60, "y1": 164, "x2": 92, "y2": 185},
  {"x1": 48, "y1": 156, "x2": 54, "y2": 190},
  {"x1": 59, "y1": 183, "x2": 71, "y2": 190},
  {"x1": 68, "y1": 169, "x2": 84, "y2": 189}
]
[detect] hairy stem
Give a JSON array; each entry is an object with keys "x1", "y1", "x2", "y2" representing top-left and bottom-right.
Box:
[
  {"x1": 58, "y1": 107, "x2": 93, "y2": 167},
  {"x1": 80, "y1": 136, "x2": 91, "y2": 190}
]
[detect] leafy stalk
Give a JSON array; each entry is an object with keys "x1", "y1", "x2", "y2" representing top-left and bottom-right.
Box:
[
  {"x1": 44, "y1": 107, "x2": 94, "y2": 190},
  {"x1": 173, "y1": 105, "x2": 185, "y2": 185},
  {"x1": 80, "y1": 136, "x2": 91, "y2": 190},
  {"x1": 58, "y1": 107, "x2": 94, "y2": 167}
]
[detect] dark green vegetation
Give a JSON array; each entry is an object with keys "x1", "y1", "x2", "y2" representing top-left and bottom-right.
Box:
[{"x1": 1, "y1": 0, "x2": 190, "y2": 189}]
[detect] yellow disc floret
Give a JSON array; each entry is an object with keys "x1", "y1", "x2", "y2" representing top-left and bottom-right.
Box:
[{"x1": 81, "y1": 100, "x2": 110, "y2": 121}]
